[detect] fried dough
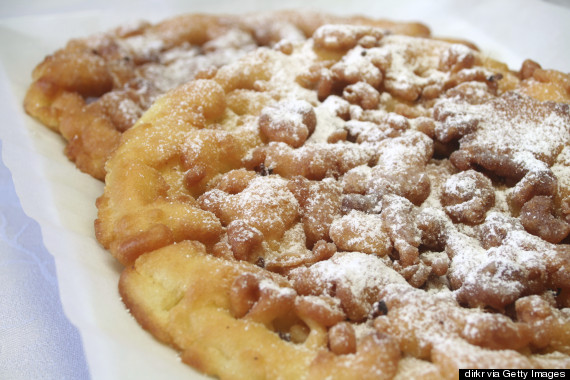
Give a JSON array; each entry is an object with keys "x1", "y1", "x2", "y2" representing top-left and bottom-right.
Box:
[
  {"x1": 24, "y1": 11, "x2": 429, "y2": 180},
  {"x1": 95, "y1": 24, "x2": 570, "y2": 378}
]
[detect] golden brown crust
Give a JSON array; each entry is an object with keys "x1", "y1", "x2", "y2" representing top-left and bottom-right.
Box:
[
  {"x1": 24, "y1": 11, "x2": 431, "y2": 180},
  {"x1": 94, "y1": 22, "x2": 570, "y2": 379},
  {"x1": 120, "y1": 241, "x2": 405, "y2": 380}
]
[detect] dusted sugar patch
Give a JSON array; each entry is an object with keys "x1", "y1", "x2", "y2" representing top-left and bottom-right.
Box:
[
  {"x1": 94, "y1": 23, "x2": 570, "y2": 379},
  {"x1": 442, "y1": 92, "x2": 570, "y2": 175},
  {"x1": 24, "y1": 11, "x2": 430, "y2": 180}
]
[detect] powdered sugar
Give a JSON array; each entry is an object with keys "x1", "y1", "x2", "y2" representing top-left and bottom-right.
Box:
[
  {"x1": 379, "y1": 35, "x2": 453, "y2": 93},
  {"x1": 448, "y1": 92, "x2": 570, "y2": 170},
  {"x1": 119, "y1": 33, "x2": 165, "y2": 60},
  {"x1": 259, "y1": 278, "x2": 297, "y2": 298},
  {"x1": 231, "y1": 175, "x2": 299, "y2": 230},
  {"x1": 310, "y1": 105, "x2": 346, "y2": 143},
  {"x1": 330, "y1": 210, "x2": 391, "y2": 255},
  {"x1": 443, "y1": 172, "x2": 478, "y2": 197},
  {"x1": 306, "y1": 251, "x2": 407, "y2": 303},
  {"x1": 446, "y1": 225, "x2": 564, "y2": 309}
]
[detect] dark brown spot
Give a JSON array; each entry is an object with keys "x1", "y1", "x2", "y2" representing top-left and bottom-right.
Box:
[{"x1": 255, "y1": 256, "x2": 265, "y2": 268}]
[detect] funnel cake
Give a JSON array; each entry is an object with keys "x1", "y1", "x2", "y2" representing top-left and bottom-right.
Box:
[
  {"x1": 23, "y1": 11, "x2": 429, "y2": 180},
  {"x1": 96, "y1": 25, "x2": 570, "y2": 379}
]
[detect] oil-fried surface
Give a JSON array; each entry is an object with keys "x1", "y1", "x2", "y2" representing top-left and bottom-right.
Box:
[
  {"x1": 24, "y1": 11, "x2": 429, "y2": 180},
  {"x1": 97, "y1": 24, "x2": 570, "y2": 379}
]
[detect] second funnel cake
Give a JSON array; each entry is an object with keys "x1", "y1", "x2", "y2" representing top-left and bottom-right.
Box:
[{"x1": 23, "y1": 11, "x2": 428, "y2": 180}]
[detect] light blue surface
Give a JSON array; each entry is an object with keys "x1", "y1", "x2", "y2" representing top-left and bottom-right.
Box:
[{"x1": 0, "y1": 141, "x2": 91, "y2": 380}]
